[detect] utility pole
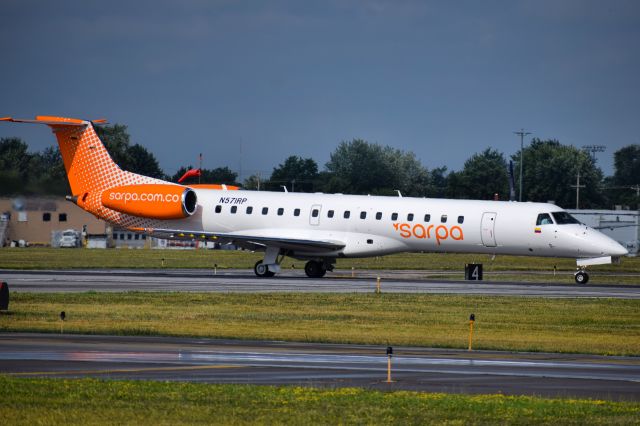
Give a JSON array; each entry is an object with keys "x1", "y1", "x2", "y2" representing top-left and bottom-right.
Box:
[
  {"x1": 514, "y1": 129, "x2": 531, "y2": 202},
  {"x1": 570, "y1": 170, "x2": 586, "y2": 209}
]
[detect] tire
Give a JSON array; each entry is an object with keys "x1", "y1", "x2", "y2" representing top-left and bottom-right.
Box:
[
  {"x1": 254, "y1": 260, "x2": 272, "y2": 278},
  {"x1": 304, "y1": 261, "x2": 327, "y2": 278},
  {"x1": 574, "y1": 271, "x2": 589, "y2": 285}
]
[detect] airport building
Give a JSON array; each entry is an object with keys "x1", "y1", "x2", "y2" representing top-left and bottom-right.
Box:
[
  {"x1": 0, "y1": 196, "x2": 220, "y2": 249},
  {"x1": 0, "y1": 197, "x2": 109, "y2": 247}
]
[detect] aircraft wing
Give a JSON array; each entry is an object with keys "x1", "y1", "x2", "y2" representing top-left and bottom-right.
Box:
[{"x1": 138, "y1": 227, "x2": 346, "y2": 252}]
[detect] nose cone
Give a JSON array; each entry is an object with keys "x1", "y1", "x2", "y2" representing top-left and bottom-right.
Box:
[
  {"x1": 591, "y1": 231, "x2": 628, "y2": 257},
  {"x1": 607, "y1": 239, "x2": 629, "y2": 257}
]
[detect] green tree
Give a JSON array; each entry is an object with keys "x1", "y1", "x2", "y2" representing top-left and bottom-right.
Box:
[
  {"x1": 95, "y1": 124, "x2": 133, "y2": 170},
  {"x1": 512, "y1": 139, "x2": 604, "y2": 208},
  {"x1": 270, "y1": 156, "x2": 319, "y2": 192},
  {"x1": 324, "y1": 139, "x2": 430, "y2": 196},
  {"x1": 0, "y1": 138, "x2": 32, "y2": 195},
  {"x1": 426, "y1": 166, "x2": 448, "y2": 198},
  {"x1": 28, "y1": 146, "x2": 69, "y2": 195},
  {"x1": 95, "y1": 124, "x2": 165, "y2": 178},
  {"x1": 609, "y1": 145, "x2": 640, "y2": 209},
  {"x1": 449, "y1": 148, "x2": 509, "y2": 200},
  {"x1": 127, "y1": 144, "x2": 165, "y2": 179}
]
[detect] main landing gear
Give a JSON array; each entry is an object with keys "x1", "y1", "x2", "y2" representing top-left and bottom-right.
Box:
[
  {"x1": 254, "y1": 260, "x2": 275, "y2": 278},
  {"x1": 574, "y1": 269, "x2": 589, "y2": 285},
  {"x1": 252, "y1": 246, "x2": 335, "y2": 279},
  {"x1": 304, "y1": 260, "x2": 326, "y2": 278}
]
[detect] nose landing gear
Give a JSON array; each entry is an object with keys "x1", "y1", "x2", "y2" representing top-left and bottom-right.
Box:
[{"x1": 574, "y1": 269, "x2": 589, "y2": 285}]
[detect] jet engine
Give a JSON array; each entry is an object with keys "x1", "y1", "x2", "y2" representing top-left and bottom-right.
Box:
[{"x1": 101, "y1": 184, "x2": 197, "y2": 220}]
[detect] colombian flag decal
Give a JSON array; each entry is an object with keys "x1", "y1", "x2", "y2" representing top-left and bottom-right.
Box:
[{"x1": 534, "y1": 227, "x2": 542, "y2": 234}]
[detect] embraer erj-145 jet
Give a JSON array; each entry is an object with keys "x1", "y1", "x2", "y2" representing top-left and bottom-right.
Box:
[{"x1": 1, "y1": 116, "x2": 628, "y2": 284}]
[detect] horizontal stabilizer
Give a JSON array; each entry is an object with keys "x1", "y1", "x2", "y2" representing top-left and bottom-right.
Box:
[{"x1": 0, "y1": 115, "x2": 88, "y2": 126}]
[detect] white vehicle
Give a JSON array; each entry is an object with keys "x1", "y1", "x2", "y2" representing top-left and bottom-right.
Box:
[
  {"x1": 1, "y1": 115, "x2": 627, "y2": 284},
  {"x1": 59, "y1": 229, "x2": 78, "y2": 248}
]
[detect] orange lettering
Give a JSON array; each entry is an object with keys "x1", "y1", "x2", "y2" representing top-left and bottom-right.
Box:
[
  {"x1": 450, "y1": 226, "x2": 464, "y2": 240},
  {"x1": 435, "y1": 225, "x2": 448, "y2": 245},
  {"x1": 412, "y1": 224, "x2": 426, "y2": 239},
  {"x1": 400, "y1": 223, "x2": 411, "y2": 238},
  {"x1": 426, "y1": 224, "x2": 434, "y2": 238}
]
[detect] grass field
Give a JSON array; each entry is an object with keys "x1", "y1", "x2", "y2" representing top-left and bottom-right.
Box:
[
  {"x1": 1, "y1": 377, "x2": 638, "y2": 425},
  {"x1": 3, "y1": 292, "x2": 639, "y2": 356}
]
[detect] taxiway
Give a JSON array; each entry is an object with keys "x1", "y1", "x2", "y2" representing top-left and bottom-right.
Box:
[
  {"x1": 1, "y1": 333, "x2": 638, "y2": 400},
  {"x1": 1, "y1": 269, "x2": 639, "y2": 298}
]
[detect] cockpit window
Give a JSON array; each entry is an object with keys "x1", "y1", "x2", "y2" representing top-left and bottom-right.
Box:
[
  {"x1": 536, "y1": 213, "x2": 554, "y2": 226},
  {"x1": 552, "y1": 211, "x2": 580, "y2": 225}
]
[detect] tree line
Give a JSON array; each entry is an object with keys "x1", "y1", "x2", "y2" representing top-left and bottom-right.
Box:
[{"x1": 1, "y1": 124, "x2": 638, "y2": 210}]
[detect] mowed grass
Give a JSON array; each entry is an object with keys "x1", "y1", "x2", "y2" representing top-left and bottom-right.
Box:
[
  {"x1": 1, "y1": 377, "x2": 639, "y2": 425},
  {"x1": 3, "y1": 293, "x2": 639, "y2": 356},
  {"x1": 1, "y1": 247, "x2": 639, "y2": 273}
]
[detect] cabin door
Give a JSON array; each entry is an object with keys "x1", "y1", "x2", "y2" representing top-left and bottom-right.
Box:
[{"x1": 481, "y1": 212, "x2": 497, "y2": 247}]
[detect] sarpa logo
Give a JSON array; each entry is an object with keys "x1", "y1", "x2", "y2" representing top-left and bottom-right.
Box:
[{"x1": 392, "y1": 223, "x2": 464, "y2": 245}]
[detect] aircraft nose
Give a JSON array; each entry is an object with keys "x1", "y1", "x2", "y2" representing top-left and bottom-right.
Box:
[
  {"x1": 594, "y1": 232, "x2": 628, "y2": 257},
  {"x1": 607, "y1": 239, "x2": 629, "y2": 257}
]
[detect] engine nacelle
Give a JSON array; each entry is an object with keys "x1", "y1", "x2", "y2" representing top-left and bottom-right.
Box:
[{"x1": 101, "y1": 184, "x2": 197, "y2": 220}]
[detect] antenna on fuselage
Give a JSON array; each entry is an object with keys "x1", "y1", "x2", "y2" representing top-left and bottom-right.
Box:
[
  {"x1": 395, "y1": 190, "x2": 402, "y2": 197},
  {"x1": 281, "y1": 185, "x2": 288, "y2": 193}
]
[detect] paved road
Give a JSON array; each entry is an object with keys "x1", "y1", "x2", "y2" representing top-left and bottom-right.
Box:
[
  {"x1": 1, "y1": 269, "x2": 639, "y2": 298},
  {"x1": 1, "y1": 333, "x2": 638, "y2": 400}
]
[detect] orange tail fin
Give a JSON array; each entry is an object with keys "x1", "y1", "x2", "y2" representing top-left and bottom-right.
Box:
[{"x1": 0, "y1": 115, "x2": 165, "y2": 221}]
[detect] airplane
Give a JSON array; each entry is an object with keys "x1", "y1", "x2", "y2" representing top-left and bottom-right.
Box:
[{"x1": 1, "y1": 115, "x2": 628, "y2": 284}]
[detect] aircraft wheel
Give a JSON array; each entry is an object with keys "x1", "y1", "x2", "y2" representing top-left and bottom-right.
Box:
[
  {"x1": 254, "y1": 260, "x2": 275, "y2": 278},
  {"x1": 574, "y1": 271, "x2": 589, "y2": 285},
  {"x1": 304, "y1": 260, "x2": 326, "y2": 278}
]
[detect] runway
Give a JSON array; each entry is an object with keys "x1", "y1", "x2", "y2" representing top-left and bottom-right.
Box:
[
  {"x1": 2, "y1": 269, "x2": 639, "y2": 298},
  {"x1": 1, "y1": 333, "x2": 638, "y2": 400}
]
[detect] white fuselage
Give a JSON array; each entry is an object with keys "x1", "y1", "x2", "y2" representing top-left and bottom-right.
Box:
[{"x1": 177, "y1": 189, "x2": 627, "y2": 260}]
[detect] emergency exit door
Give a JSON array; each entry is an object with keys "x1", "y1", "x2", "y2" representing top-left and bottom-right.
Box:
[{"x1": 481, "y1": 212, "x2": 497, "y2": 247}]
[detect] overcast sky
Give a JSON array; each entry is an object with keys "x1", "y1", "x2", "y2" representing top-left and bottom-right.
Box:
[{"x1": 1, "y1": 0, "x2": 638, "y2": 179}]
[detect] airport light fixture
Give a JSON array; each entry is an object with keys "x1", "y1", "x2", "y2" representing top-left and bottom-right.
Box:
[{"x1": 514, "y1": 129, "x2": 532, "y2": 202}]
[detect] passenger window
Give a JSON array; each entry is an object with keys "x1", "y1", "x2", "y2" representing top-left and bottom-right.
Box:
[
  {"x1": 262, "y1": 207, "x2": 268, "y2": 215},
  {"x1": 376, "y1": 212, "x2": 382, "y2": 220},
  {"x1": 344, "y1": 211, "x2": 351, "y2": 219},
  {"x1": 277, "y1": 208, "x2": 284, "y2": 216},
  {"x1": 536, "y1": 213, "x2": 554, "y2": 225},
  {"x1": 312, "y1": 209, "x2": 319, "y2": 218},
  {"x1": 59, "y1": 213, "x2": 67, "y2": 222},
  {"x1": 215, "y1": 205, "x2": 222, "y2": 213},
  {"x1": 457, "y1": 216, "x2": 464, "y2": 224},
  {"x1": 230, "y1": 206, "x2": 237, "y2": 214},
  {"x1": 391, "y1": 213, "x2": 398, "y2": 221},
  {"x1": 328, "y1": 210, "x2": 334, "y2": 218},
  {"x1": 360, "y1": 211, "x2": 367, "y2": 219},
  {"x1": 407, "y1": 213, "x2": 414, "y2": 222},
  {"x1": 424, "y1": 214, "x2": 431, "y2": 222},
  {"x1": 43, "y1": 213, "x2": 51, "y2": 222},
  {"x1": 441, "y1": 215, "x2": 447, "y2": 223},
  {"x1": 294, "y1": 208, "x2": 300, "y2": 217},
  {"x1": 246, "y1": 206, "x2": 253, "y2": 214}
]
